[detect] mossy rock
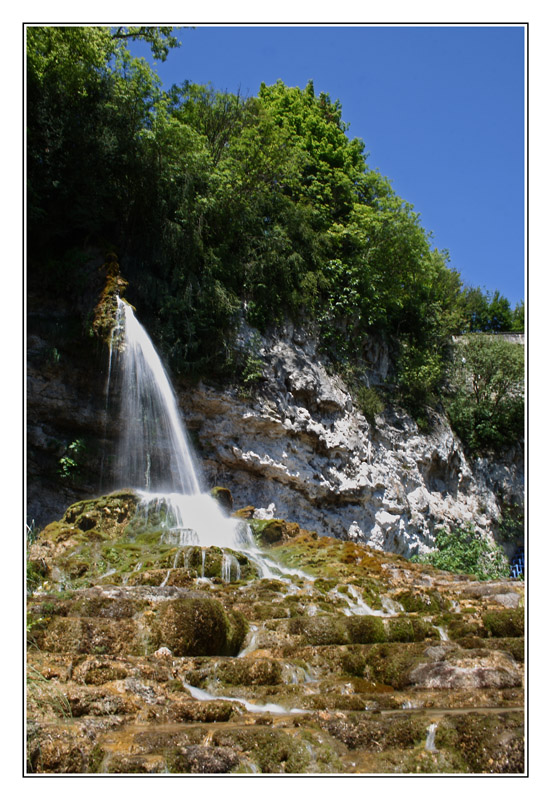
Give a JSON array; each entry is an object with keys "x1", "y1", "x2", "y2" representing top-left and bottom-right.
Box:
[
  {"x1": 455, "y1": 636, "x2": 525, "y2": 662},
  {"x1": 396, "y1": 589, "x2": 448, "y2": 613},
  {"x1": 210, "y1": 487, "x2": 234, "y2": 512},
  {"x1": 63, "y1": 491, "x2": 138, "y2": 530},
  {"x1": 365, "y1": 642, "x2": 426, "y2": 689},
  {"x1": 434, "y1": 712, "x2": 524, "y2": 773},
  {"x1": 249, "y1": 518, "x2": 301, "y2": 546},
  {"x1": 482, "y1": 608, "x2": 524, "y2": 638},
  {"x1": 166, "y1": 744, "x2": 240, "y2": 774},
  {"x1": 233, "y1": 506, "x2": 255, "y2": 520},
  {"x1": 345, "y1": 616, "x2": 386, "y2": 644},
  {"x1": 31, "y1": 615, "x2": 145, "y2": 656},
  {"x1": 215, "y1": 658, "x2": 283, "y2": 686},
  {"x1": 315, "y1": 710, "x2": 428, "y2": 752},
  {"x1": 288, "y1": 615, "x2": 349, "y2": 646},
  {"x1": 152, "y1": 597, "x2": 247, "y2": 657},
  {"x1": 447, "y1": 617, "x2": 487, "y2": 640},
  {"x1": 92, "y1": 261, "x2": 128, "y2": 344},
  {"x1": 386, "y1": 616, "x2": 438, "y2": 643},
  {"x1": 210, "y1": 728, "x2": 312, "y2": 774},
  {"x1": 340, "y1": 649, "x2": 369, "y2": 677}
]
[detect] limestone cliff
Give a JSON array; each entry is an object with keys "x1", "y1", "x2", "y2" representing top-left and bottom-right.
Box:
[
  {"x1": 179, "y1": 320, "x2": 523, "y2": 557},
  {"x1": 27, "y1": 309, "x2": 523, "y2": 558}
]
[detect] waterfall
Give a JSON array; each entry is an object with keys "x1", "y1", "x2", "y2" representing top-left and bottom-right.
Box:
[
  {"x1": 107, "y1": 297, "x2": 255, "y2": 551},
  {"x1": 110, "y1": 298, "x2": 202, "y2": 495},
  {"x1": 105, "y1": 297, "x2": 316, "y2": 576}
]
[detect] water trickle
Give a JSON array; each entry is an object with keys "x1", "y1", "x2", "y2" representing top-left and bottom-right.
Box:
[
  {"x1": 436, "y1": 625, "x2": 449, "y2": 641},
  {"x1": 425, "y1": 722, "x2": 438, "y2": 752},
  {"x1": 237, "y1": 625, "x2": 259, "y2": 658},
  {"x1": 222, "y1": 553, "x2": 231, "y2": 583},
  {"x1": 221, "y1": 552, "x2": 241, "y2": 583},
  {"x1": 330, "y1": 585, "x2": 403, "y2": 617},
  {"x1": 182, "y1": 682, "x2": 303, "y2": 715}
]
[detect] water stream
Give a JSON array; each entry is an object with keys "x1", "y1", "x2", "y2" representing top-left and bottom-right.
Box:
[{"x1": 182, "y1": 682, "x2": 303, "y2": 716}]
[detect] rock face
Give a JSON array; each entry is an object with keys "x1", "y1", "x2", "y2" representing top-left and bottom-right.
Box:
[
  {"x1": 180, "y1": 321, "x2": 524, "y2": 557},
  {"x1": 27, "y1": 307, "x2": 523, "y2": 557},
  {"x1": 26, "y1": 494, "x2": 525, "y2": 775}
]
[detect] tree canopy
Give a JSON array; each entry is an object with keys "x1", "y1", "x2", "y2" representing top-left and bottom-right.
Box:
[{"x1": 26, "y1": 25, "x2": 524, "y2": 450}]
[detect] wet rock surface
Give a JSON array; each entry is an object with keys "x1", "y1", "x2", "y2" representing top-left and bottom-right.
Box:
[{"x1": 27, "y1": 494, "x2": 525, "y2": 774}]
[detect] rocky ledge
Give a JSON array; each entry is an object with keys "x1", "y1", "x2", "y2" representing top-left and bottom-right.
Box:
[
  {"x1": 26, "y1": 491, "x2": 525, "y2": 775},
  {"x1": 180, "y1": 321, "x2": 523, "y2": 556}
]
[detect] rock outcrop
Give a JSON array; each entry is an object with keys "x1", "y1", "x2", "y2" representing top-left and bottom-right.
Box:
[{"x1": 180, "y1": 321, "x2": 524, "y2": 556}]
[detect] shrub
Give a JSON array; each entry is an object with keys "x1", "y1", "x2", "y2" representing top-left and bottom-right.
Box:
[
  {"x1": 355, "y1": 385, "x2": 384, "y2": 423},
  {"x1": 411, "y1": 524, "x2": 510, "y2": 581}
]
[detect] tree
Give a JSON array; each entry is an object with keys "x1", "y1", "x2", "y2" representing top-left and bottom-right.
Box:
[
  {"x1": 459, "y1": 287, "x2": 516, "y2": 333},
  {"x1": 27, "y1": 26, "x2": 178, "y2": 259},
  {"x1": 486, "y1": 290, "x2": 513, "y2": 332},
  {"x1": 511, "y1": 300, "x2": 525, "y2": 332},
  {"x1": 444, "y1": 334, "x2": 524, "y2": 452}
]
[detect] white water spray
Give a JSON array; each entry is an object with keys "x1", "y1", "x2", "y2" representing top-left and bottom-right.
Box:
[
  {"x1": 107, "y1": 298, "x2": 298, "y2": 573},
  {"x1": 108, "y1": 298, "x2": 247, "y2": 549},
  {"x1": 110, "y1": 298, "x2": 201, "y2": 495}
]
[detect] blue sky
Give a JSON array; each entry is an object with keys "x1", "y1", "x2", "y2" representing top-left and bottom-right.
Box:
[{"x1": 130, "y1": 24, "x2": 525, "y2": 307}]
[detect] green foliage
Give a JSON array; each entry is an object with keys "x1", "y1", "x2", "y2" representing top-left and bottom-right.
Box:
[
  {"x1": 458, "y1": 287, "x2": 521, "y2": 333},
  {"x1": 58, "y1": 438, "x2": 86, "y2": 480},
  {"x1": 27, "y1": 26, "x2": 523, "y2": 401},
  {"x1": 411, "y1": 524, "x2": 510, "y2": 581},
  {"x1": 354, "y1": 386, "x2": 384, "y2": 424},
  {"x1": 444, "y1": 335, "x2": 524, "y2": 452},
  {"x1": 511, "y1": 300, "x2": 524, "y2": 332},
  {"x1": 239, "y1": 333, "x2": 265, "y2": 388},
  {"x1": 497, "y1": 502, "x2": 524, "y2": 544}
]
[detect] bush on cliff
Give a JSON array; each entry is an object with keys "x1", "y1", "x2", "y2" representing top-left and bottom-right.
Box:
[{"x1": 411, "y1": 524, "x2": 509, "y2": 581}]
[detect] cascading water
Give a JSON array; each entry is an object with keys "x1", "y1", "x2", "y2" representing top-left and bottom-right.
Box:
[
  {"x1": 106, "y1": 297, "x2": 272, "y2": 565},
  {"x1": 110, "y1": 297, "x2": 201, "y2": 495}
]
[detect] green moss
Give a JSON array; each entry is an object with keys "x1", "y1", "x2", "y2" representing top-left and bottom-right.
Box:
[
  {"x1": 340, "y1": 649, "x2": 369, "y2": 677},
  {"x1": 314, "y1": 578, "x2": 338, "y2": 593},
  {"x1": 483, "y1": 608, "x2": 524, "y2": 638},
  {"x1": 365, "y1": 643, "x2": 426, "y2": 689},
  {"x1": 446, "y1": 616, "x2": 486, "y2": 640},
  {"x1": 345, "y1": 616, "x2": 386, "y2": 644},
  {"x1": 216, "y1": 658, "x2": 283, "y2": 686},
  {"x1": 246, "y1": 730, "x2": 311, "y2": 773},
  {"x1": 249, "y1": 518, "x2": 302, "y2": 546},
  {"x1": 455, "y1": 636, "x2": 525, "y2": 662},
  {"x1": 153, "y1": 598, "x2": 247, "y2": 657},
  {"x1": 288, "y1": 615, "x2": 349, "y2": 646},
  {"x1": 396, "y1": 590, "x2": 448, "y2": 613},
  {"x1": 437, "y1": 712, "x2": 525, "y2": 773}
]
